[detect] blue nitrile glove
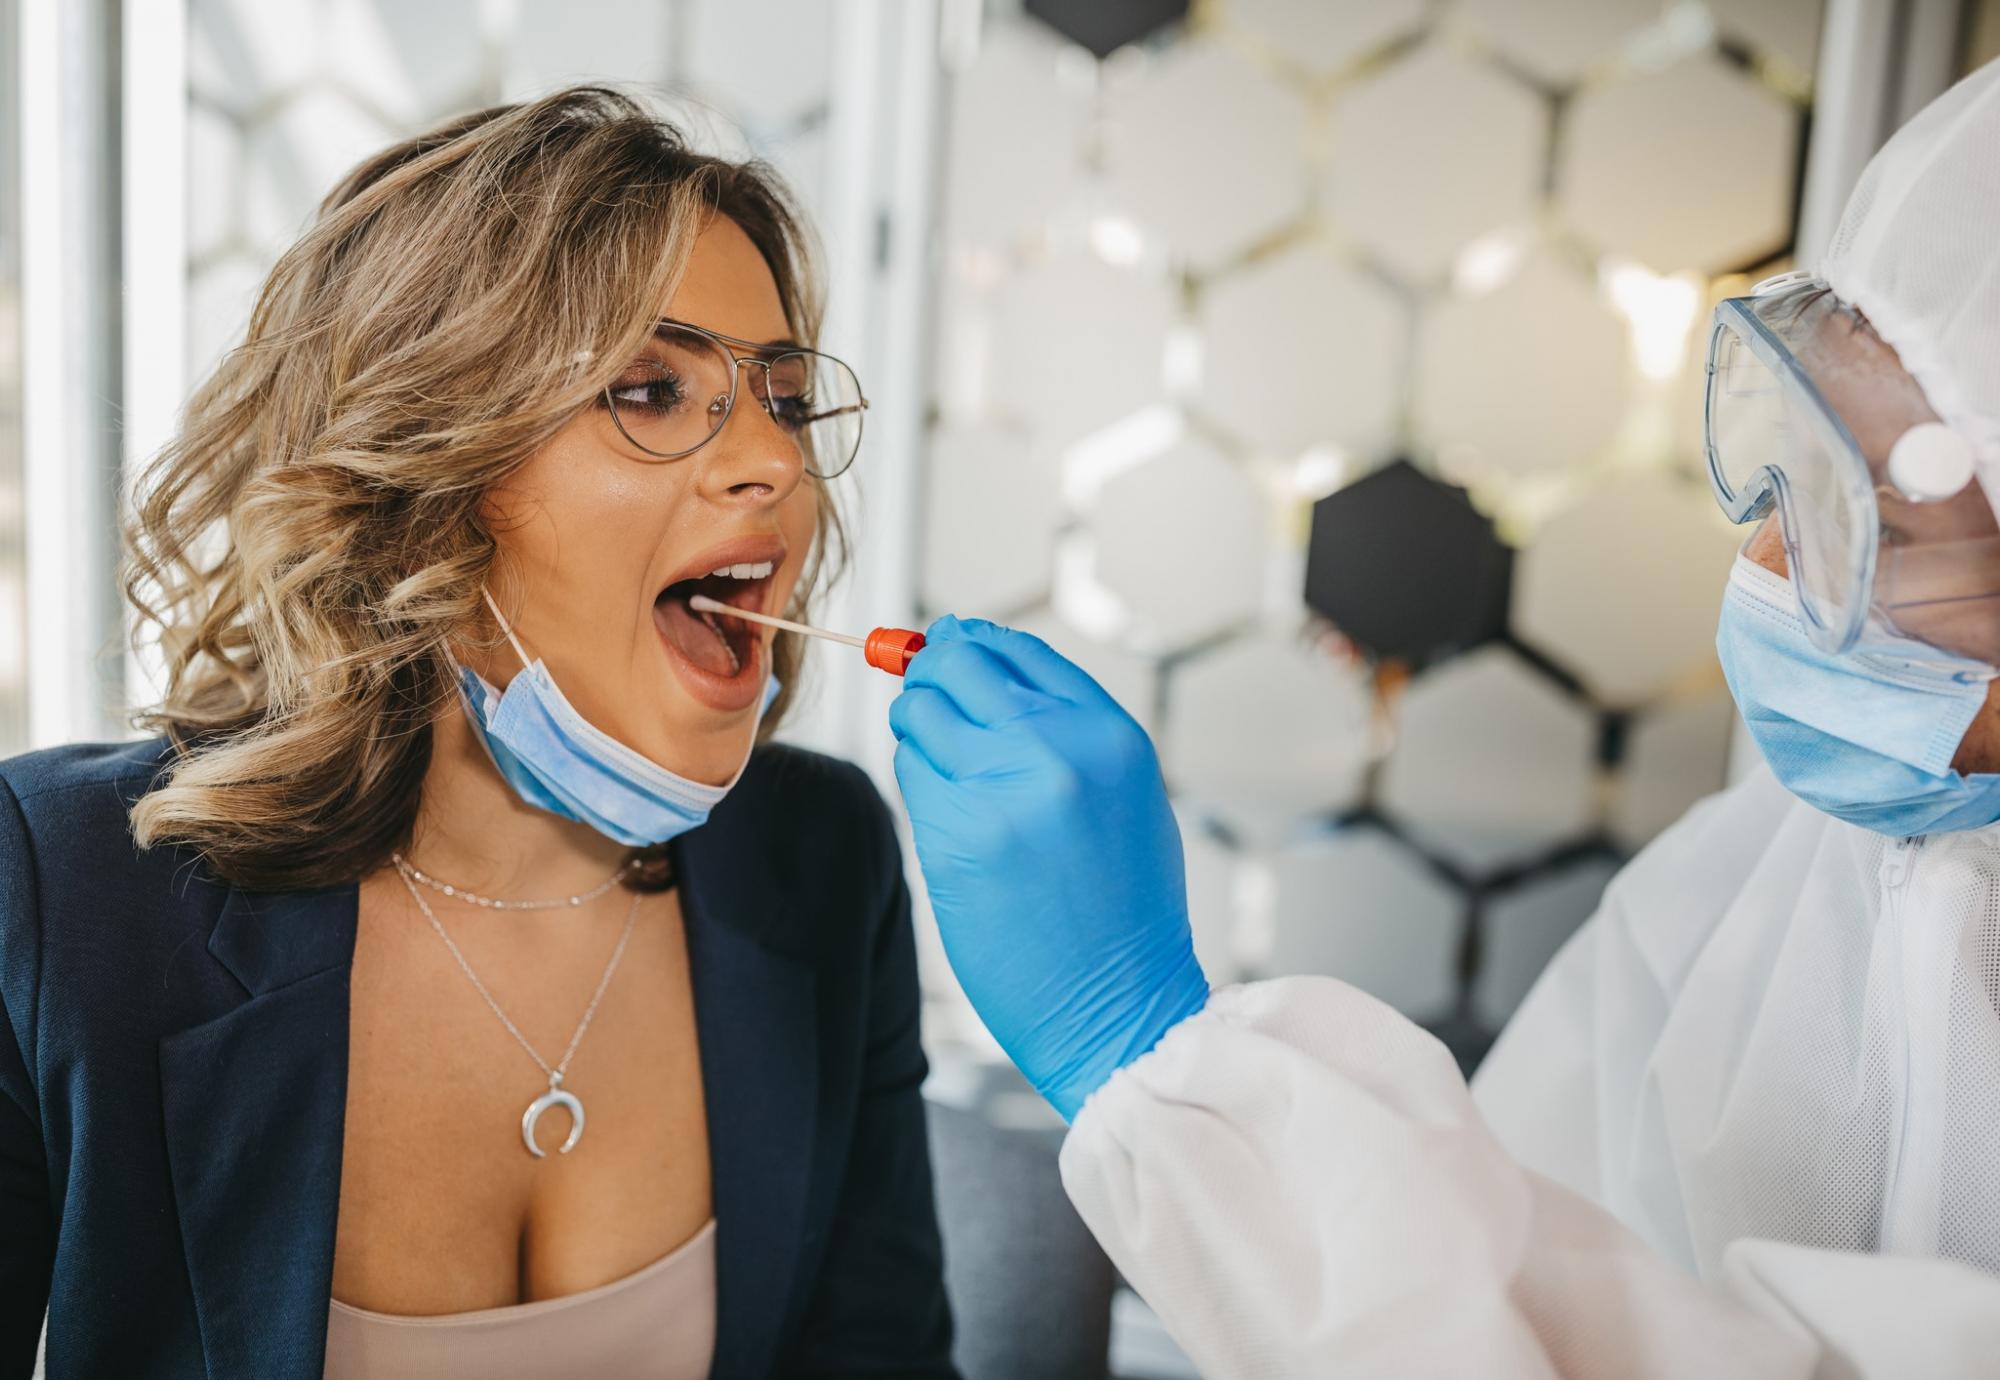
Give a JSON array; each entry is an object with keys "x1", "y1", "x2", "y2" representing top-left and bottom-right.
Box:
[{"x1": 888, "y1": 616, "x2": 1209, "y2": 1121}]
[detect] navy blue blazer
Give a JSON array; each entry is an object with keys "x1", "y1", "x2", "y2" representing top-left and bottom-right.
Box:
[{"x1": 0, "y1": 738, "x2": 955, "y2": 1379}]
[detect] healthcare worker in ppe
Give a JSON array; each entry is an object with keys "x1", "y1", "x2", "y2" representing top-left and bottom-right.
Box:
[{"x1": 890, "y1": 60, "x2": 2000, "y2": 1380}]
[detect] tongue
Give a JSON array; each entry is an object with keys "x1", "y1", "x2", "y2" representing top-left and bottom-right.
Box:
[{"x1": 656, "y1": 597, "x2": 739, "y2": 677}]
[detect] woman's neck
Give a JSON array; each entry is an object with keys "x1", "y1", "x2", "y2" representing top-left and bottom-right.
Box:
[{"x1": 399, "y1": 707, "x2": 635, "y2": 901}]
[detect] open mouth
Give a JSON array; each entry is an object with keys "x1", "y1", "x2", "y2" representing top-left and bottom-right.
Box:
[{"x1": 653, "y1": 559, "x2": 777, "y2": 681}]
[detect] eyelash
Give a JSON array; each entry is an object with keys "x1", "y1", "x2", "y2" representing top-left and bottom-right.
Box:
[
  {"x1": 604, "y1": 364, "x2": 816, "y2": 432},
  {"x1": 607, "y1": 368, "x2": 689, "y2": 415},
  {"x1": 768, "y1": 391, "x2": 814, "y2": 429}
]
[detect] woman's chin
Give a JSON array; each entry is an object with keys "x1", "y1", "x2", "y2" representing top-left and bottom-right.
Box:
[
  {"x1": 634, "y1": 670, "x2": 768, "y2": 787},
  {"x1": 622, "y1": 712, "x2": 761, "y2": 790}
]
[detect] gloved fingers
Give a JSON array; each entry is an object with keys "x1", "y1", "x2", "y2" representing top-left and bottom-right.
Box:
[
  {"x1": 901, "y1": 635, "x2": 1047, "y2": 728},
  {"x1": 888, "y1": 685, "x2": 1004, "y2": 781},
  {"x1": 891, "y1": 736, "x2": 944, "y2": 813},
  {"x1": 923, "y1": 615, "x2": 1115, "y2": 707},
  {"x1": 893, "y1": 735, "x2": 987, "y2": 831}
]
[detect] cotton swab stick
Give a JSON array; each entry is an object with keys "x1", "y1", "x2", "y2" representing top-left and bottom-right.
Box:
[
  {"x1": 689, "y1": 594, "x2": 866, "y2": 648},
  {"x1": 688, "y1": 594, "x2": 928, "y2": 676}
]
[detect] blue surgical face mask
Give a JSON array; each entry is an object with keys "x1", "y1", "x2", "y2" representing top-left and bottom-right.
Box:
[
  {"x1": 1716, "y1": 555, "x2": 2000, "y2": 836},
  {"x1": 455, "y1": 591, "x2": 780, "y2": 847}
]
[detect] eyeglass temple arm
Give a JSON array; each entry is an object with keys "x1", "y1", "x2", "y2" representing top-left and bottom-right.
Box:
[{"x1": 798, "y1": 400, "x2": 868, "y2": 425}]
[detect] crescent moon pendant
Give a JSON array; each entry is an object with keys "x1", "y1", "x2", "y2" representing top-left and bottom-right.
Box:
[{"x1": 522, "y1": 1085, "x2": 585, "y2": 1158}]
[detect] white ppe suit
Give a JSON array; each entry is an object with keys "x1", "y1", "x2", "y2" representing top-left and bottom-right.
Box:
[
  {"x1": 1065, "y1": 770, "x2": 2000, "y2": 1378},
  {"x1": 1058, "y1": 61, "x2": 2000, "y2": 1380}
]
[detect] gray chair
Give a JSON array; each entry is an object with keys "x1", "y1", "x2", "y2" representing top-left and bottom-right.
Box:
[{"x1": 927, "y1": 1098, "x2": 1118, "y2": 1380}]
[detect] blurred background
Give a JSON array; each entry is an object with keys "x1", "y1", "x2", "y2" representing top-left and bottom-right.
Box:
[{"x1": 5, "y1": 1, "x2": 1999, "y2": 1374}]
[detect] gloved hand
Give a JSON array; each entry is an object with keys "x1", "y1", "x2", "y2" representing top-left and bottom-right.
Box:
[{"x1": 889, "y1": 616, "x2": 1209, "y2": 1121}]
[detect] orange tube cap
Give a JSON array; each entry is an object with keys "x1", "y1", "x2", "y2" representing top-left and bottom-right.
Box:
[{"x1": 864, "y1": 627, "x2": 926, "y2": 676}]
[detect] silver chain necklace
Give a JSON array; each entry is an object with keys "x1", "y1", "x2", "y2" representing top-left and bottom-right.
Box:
[
  {"x1": 391, "y1": 851, "x2": 631, "y2": 911},
  {"x1": 394, "y1": 861, "x2": 642, "y2": 1158}
]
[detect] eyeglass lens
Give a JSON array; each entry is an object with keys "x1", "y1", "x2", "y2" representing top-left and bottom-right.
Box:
[{"x1": 604, "y1": 323, "x2": 865, "y2": 479}]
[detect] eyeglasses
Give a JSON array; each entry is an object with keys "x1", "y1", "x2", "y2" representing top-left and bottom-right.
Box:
[{"x1": 601, "y1": 319, "x2": 869, "y2": 480}]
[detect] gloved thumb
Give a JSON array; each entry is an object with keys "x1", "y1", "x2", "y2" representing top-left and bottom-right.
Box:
[{"x1": 925, "y1": 616, "x2": 1122, "y2": 708}]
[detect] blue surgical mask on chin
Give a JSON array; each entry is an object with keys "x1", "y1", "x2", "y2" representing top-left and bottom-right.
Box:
[
  {"x1": 1716, "y1": 555, "x2": 2000, "y2": 836},
  {"x1": 454, "y1": 591, "x2": 780, "y2": 847}
]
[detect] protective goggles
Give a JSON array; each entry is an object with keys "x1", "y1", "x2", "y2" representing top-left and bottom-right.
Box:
[{"x1": 1704, "y1": 272, "x2": 2000, "y2": 664}]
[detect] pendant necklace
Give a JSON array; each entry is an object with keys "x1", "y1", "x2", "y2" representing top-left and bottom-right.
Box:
[{"x1": 393, "y1": 857, "x2": 641, "y2": 1158}]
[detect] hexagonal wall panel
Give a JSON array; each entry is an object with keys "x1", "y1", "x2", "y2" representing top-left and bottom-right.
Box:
[
  {"x1": 187, "y1": 253, "x2": 269, "y2": 375},
  {"x1": 244, "y1": 88, "x2": 397, "y2": 249},
  {"x1": 504, "y1": 0, "x2": 674, "y2": 91},
  {"x1": 1016, "y1": 610, "x2": 1162, "y2": 738},
  {"x1": 1180, "y1": 812, "x2": 1243, "y2": 983},
  {"x1": 687, "y1": 0, "x2": 832, "y2": 133},
  {"x1": 1473, "y1": 854, "x2": 1621, "y2": 1026},
  {"x1": 1415, "y1": 249, "x2": 1628, "y2": 480},
  {"x1": 1026, "y1": 0, "x2": 1189, "y2": 58},
  {"x1": 1516, "y1": 473, "x2": 1741, "y2": 706},
  {"x1": 1091, "y1": 439, "x2": 1268, "y2": 649},
  {"x1": 989, "y1": 252, "x2": 1174, "y2": 450},
  {"x1": 1327, "y1": 41, "x2": 1546, "y2": 285},
  {"x1": 191, "y1": 0, "x2": 319, "y2": 113},
  {"x1": 1305, "y1": 461, "x2": 1512, "y2": 669},
  {"x1": 1197, "y1": 245, "x2": 1406, "y2": 459},
  {"x1": 1609, "y1": 689, "x2": 1737, "y2": 849},
  {"x1": 1560, "y1": 52, "x2": 1800, "y2": 275},
  {"x1": 1230, "y1": 0, "x2": 1426, "y2": 75},
  {"x1": 1719, "y1": 0, "x2": 1823, "y2": 76},
  {"x1": 188, "y1": 103, "x2": 242, "y2": 263},
  {"x1": 1380, "y1": 646, "x2": 1597, "y2": 875},
  {"x1": 767, "y1": 121, "x2": 829, "y2": 230},
  {"x1": 1266, "y1": 827, "x2": 1462, "y2": 1019},
  {"x1": 333, "y1": 0, "x2": 486, "y2": 124},
  {"x1": 1103, "y1": 43, "x2": 1310, "y2": 267},
  {"x1": 1163, "y1": 633, "x2": 1374, "y2": 839},
  {"x1": 1671, "y1": 275, "x2": 1744, "y2": 464},
  {"x1": 945, "y1": 29, "x2": 1089, "y2": 250},
  {"x1": 1456, "y1": 0, "x2": 1660, "y2": 85},
  {"x1": 921, "y1": 427, "x2": 1062, "y2": 617}
]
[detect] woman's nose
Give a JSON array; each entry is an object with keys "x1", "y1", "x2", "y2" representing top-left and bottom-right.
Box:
[{"x1": 700, "y1": 366, "x2": 804, "y2": 501}]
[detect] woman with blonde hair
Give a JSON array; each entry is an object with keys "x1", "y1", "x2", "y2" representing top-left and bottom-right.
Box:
[{"x1": 0, "y1": 87, "x2": 953, "y2": 1378}]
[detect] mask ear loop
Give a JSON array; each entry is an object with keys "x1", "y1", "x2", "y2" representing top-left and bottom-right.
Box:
[{"x1": 482, "y1": 588, "x2": 536, "y2": 673}]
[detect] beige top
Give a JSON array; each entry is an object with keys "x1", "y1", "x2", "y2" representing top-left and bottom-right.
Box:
[{"x1": 323, "y1": 1220, "x2": 717, "y2": 1380}]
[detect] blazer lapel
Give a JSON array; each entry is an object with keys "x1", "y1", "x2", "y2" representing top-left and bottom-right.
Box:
[
  {"x1": 677, "y1": 827, "x2": 819, "y2": 1380},
  {"x1": 159, "y1": 884, "x2": 357, "y2": 1380},
  {"x1": 155, "y1": 825, "x2": 817, "y2": 1378}
]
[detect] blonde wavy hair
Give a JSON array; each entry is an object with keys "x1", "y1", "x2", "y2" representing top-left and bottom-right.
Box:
[{"x1": 124, "y1": 86, "x2": 839, "y2": 891}]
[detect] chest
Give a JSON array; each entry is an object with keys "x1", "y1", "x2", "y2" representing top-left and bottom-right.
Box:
[{"x1": 332, "y1": 883, "x2": 712, "y2": 1313}]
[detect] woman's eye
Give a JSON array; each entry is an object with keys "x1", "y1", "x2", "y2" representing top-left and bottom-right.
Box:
[
  {"x1": 609, "y1": 367, "x2": 687, "y2": 412},
  {"x1": 770, "y1": 391, "x2": 815, "y2": 429}
]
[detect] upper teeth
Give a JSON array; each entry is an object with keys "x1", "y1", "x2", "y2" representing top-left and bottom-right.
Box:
[{"x1": 708, "y1": 561, "x2": 775, "y2": 580}]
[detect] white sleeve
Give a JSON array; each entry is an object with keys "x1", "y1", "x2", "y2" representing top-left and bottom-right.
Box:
[{"x1": 1060, "y1": 977, "x2": 1832, "y2": 1380}]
